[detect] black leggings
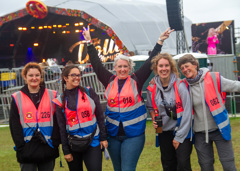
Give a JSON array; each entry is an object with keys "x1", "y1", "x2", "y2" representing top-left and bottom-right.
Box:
[{"x1": 67, "y1": 145, "x2": 102, "y2": 171}]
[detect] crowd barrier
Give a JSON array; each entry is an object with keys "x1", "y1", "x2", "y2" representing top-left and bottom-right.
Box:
[
  {"x1": 0, "y1": 62, "x2": 239, "y2": 123},
  {"x1": 0, "y1": 63, "x2": 114, "y2": 123}
]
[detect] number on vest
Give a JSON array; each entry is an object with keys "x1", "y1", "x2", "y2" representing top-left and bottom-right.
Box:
[
  {"x1": 81, "y1": 110, "x2": 90, "y2": 118},
  {"x1": 210, "y1": 97, "x2": 219, "y2": 106},
  {"x1": 41, "y1": 112, "x2": 50, "y2": 118},
  {"x1": 123, "y1": 97, "x2": 132, "y2": 104}
]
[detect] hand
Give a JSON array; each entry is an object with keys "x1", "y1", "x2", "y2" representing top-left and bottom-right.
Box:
[
  {"x1": 172, "y1": 139, "x2": 180, "y2": 150},
  {"x1": 158, "y1": 27, "x2": 175, "y2": 44},
  {"x1": 64, "y1": 154, "x2": 73, "y2": 162},
  {"x1": 82, "y1": 25, "x2": 92, "y2": 41},
  {"x1": 100, "y1": 140, "x2": 108, "y2": 149},
  {"x1": 152, "y1": 120, "x2": 158, "y2": 129}
]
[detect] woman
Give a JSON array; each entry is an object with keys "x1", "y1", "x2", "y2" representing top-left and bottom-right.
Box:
[
  {"x1": 146, "y1": 53, "x2": 192, "y2": 171},
  {"x1": 82, "y1": 25, "x2": 174, "y2": 171},
  {"x1": 52, "y1": 65, "x2": 108, "y2": 171},
  {"x1": 177, "y1": 54, "x2": 239, "y2": 171},
  {"x1": 207, "y1": 28, "x2": 219, "y2": 55},
  {"x1": 9, "y1": 62, "x2": 60, "y2": 171}
]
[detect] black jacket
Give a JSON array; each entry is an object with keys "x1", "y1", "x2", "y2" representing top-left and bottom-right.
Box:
[{"x1": 9, "y1": 84, "x2": 60, "y2": 163}]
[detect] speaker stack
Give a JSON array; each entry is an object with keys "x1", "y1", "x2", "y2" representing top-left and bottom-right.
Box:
[{"x1": 166, "y1": 0, "x2": 183, "y2": 31}]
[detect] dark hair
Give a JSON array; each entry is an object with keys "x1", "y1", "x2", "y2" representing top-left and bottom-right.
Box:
[
  {"x1": 21, "y1": 62, "x2": 44, "y2": 84},
  {"x1": 151, "y1": 53, "x2": 179, "y2": 77},
  {"x1": 61, "y1": 65, "x2": 86, "y2": 109},
  {"x1": 177, "y1": 54, "x2": 199, "y2": 70}
]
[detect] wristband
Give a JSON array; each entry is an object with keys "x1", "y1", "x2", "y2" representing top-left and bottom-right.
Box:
[
  {"x1": 158, "y1": 38, "x2": 164, "y2": 42},
  {"x1": 86, "y1": 40, "x2": 93, "y2": 46}
]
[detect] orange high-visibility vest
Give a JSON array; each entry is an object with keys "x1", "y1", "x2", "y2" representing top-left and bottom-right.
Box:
[
  {"x1": 184, "y1": 72, "x2": 230, "y2": 140},
  {"x1": 52, "y1": 88, "x2": 100, "y2": 147},
  {"x1": 104, "y1": 76, "x2": 147, "y2": 137},
  {"x1": 147, "y1": 80, "x2": 192, "y2": 139},
  {"x1": 12, "y1": 89, "x2": 57, "y2": 148}
]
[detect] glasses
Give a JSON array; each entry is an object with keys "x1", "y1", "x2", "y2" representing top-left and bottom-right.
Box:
[{"x1": 68, "y1": 73, "x2": 82, "y2": 78}]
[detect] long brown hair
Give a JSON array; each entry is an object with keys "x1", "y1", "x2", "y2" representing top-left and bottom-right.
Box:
[{"x1": 61, "y1": 65, "x2": 86, "y2": 109}]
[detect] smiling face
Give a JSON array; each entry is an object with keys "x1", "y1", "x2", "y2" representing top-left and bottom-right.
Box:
[
  {"x1": 157, "y1": 58, "x2": 171, "y2": 81},
  {"x1": 114, "y1": 59, "x2": 130, "y2": 79},
  {"x1": 180, "y1": 62, "x2": 198, "y2": 79},
  {"x1": 64, "y1": 68, "x2": 81, "y2": 89},
  {"x1": 24, "y1": 68, "x2": 41, "y2": 89}
]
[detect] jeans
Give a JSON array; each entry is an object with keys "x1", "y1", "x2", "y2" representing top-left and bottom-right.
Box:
[
  {"x1": 107, "y1": 133, "x2": 145, "y2": 171},
  {"x1": 194, "y1": 130, "x2": 237, "y2": 171}
]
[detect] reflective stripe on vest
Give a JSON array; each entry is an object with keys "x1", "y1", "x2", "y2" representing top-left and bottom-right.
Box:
[
  {"x1": 146, "y1": 84, "x2": 159, "y2": 117},
  {"x1": 204, "y1": 72, "x2": 231, "y2": 140},
  {"x1": 53, "y1": 89, "x2": 100, "y2": 147},
  {"x1": 104, "y1": 76, "x2": 147, "y2": 137},
  {"x1": 12, "y1": 89, "x2": 57, "y2": 148}
]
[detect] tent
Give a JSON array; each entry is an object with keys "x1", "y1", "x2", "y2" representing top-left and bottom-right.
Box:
[{"x1": 0, "y1": 0, "x2": 192, "y2": 67}]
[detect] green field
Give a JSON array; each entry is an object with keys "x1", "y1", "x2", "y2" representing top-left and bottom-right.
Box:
[{"x1": 1, "y1": 118, "x2": 240, "y2": 171}]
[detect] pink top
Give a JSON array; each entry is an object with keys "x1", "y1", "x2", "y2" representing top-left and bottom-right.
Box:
[{"x1": 207, "y1": 36, "x2": 219, "y2": 48}]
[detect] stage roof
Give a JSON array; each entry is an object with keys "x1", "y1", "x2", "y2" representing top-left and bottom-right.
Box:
[{"x1": 0, "y1": 0, "x2": 192, "y2": 55}]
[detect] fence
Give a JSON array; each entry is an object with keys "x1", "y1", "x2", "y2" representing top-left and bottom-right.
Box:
[
  {"x1": 0, "y1": 63, "x2": 239, "y2": 123},
  {"x1": 0, "y1": 63, "x2": 114, "y2": 123}
]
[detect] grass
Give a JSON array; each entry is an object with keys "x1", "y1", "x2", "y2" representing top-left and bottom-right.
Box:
[{"x1": 1, "y1": 118, "x2": 240, "y2": 171}]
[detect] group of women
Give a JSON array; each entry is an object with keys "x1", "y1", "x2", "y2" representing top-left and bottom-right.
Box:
[{"x1": 9, "y1": 25, "x2": 239, "y2": 171}]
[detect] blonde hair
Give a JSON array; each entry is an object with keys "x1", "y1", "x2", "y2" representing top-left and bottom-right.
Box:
[
  {"x1": 114, "y1": 54, "x2": 135, "y2": 73},
  {"x1": 151, "y1": 53, "x2": 179, "y2": 77}
]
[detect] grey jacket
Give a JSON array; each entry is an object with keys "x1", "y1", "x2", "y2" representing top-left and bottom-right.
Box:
[
  {"x1": 185, "y1": 68, "x2": 240, "y2": 142},
  {"x1": 146, "y1": 73, "x2": 192, "y2": 143}
]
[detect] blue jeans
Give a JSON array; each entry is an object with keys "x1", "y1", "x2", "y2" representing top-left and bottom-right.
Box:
[{"x1": 107, "y1": 133, "x2": 145, "y2": 171}]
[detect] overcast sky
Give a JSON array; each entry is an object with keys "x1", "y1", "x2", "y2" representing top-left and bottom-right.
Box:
[{"x1": 1, "y1": 0, "x2": 240, "y2": 39}]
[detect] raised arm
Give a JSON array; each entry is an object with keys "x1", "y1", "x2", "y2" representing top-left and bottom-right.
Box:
[
  {"x1": 83, "y1": 25, "x2": 113, "y2": 88},
  {"x1": 134, "y1": 27, "x2": 174, "y2": 90}
]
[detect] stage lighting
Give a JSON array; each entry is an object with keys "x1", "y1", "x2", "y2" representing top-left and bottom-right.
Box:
[
  {"x1": 33, "y1": 43, "x2": 39, "y2": 46},
  {"x1": 39, "y1": 26, "x2": 43, "y2": 30},
  {"x1": 18, "y1": 27, "x2": 23, "y2": 30},
  {"x1": 58, "y1": 25, "x2": 62, "y2": 28},
  {"x1": 23, "y1": 27, "x2": 27, "y2": 31},
  {"x1": 31, "y1": 26, "x2": 35, "y2": 29}
]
